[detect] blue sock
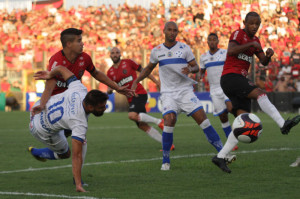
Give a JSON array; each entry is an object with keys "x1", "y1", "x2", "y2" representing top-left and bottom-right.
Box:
[
  {"x1": 162, "y1": 132, "x2": 173, "y2": 164},
  {"x1": 203, "y1": 126, "x2": 223, "y2": 152},
  {"x1": 223, "y1": 126, "x2": 232, "y2": 138},
  {"x1": 31, "y1": 147, "x2": 56, "y2": 160}
]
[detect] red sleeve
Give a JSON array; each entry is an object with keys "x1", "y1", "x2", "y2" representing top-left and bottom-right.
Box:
[
  {"x1": 128, "y1": 59, "x2": 140, "y2": 71},
  {"x1": 229, "y1": 30, "x2": 243, "y2": 45},
  {"x1": 84, "y1": 53, "x2": 96, "y2": 73}
]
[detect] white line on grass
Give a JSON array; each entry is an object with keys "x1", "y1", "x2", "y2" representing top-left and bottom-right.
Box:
[
  {"x1": 0, "y1": 191, "x2": 103, "y2": 199},
  {"x1": 1, "y1": 147, "x2": 299, "y2": 174}
]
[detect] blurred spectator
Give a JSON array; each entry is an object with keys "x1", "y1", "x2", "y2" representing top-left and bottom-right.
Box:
[
  {"x1": 287, "y1": 77, "x2": 297, "y2": 92},
  {"x1": 264, "y1": 76, "x2": 274, "y2": 92},
  {"x1": 274, "y1": 76, "x2": 288, "y2": 92}
]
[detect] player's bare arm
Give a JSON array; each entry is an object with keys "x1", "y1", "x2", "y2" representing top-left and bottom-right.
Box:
[
  {"x1": 72, "y1": 139, "x2": 86, "y2": 192},
  {"x1": 132, "y1": 62, "x2": 157, "y2": 94},
  {"x1": 31, "y1": 79, "x2": 56, "y2": 116},
  {"x1": 138, "y1": 66, "x2": 160, "y2": 88},
  {"x1": 91, "y1": 69, "x2": 134, "y2": 98},
  {"x1": 199, "y1": 68, "x2": 206, "y2": 81},
  {"x1": 257, "y1": 48, "x2": 274, "y2": 66},
  {"x1": 182, "y1": 60, "x2": 199, "y2": 75},
  {"x1": 227, "y1": 41, "x2": 262, "y2": 56}
]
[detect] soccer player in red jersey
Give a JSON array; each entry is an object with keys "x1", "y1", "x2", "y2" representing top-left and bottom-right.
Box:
[
  {"x1": 107, "y1": 47, "x2": 174, "y2": 150},
  {"x1": 212, "y1": 12, "x2": 300, "y2": 173},
  {"x1": 30, "y1": 28, "x2": 133, "y2": 186}
]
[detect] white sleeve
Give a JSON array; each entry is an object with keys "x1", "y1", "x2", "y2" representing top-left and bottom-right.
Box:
[
  {"x1": 71, "y1": 124, "x2": 87, "y2": 142},
  {"x1": 200, "y1": 54, "x2": 205, "y2": 69},
  {"x1": 149, "y1": 48, "x2": 158, "y2": 64},
  {"x1": 185, "y1": 45, "x2": 195, "y2": 62}
]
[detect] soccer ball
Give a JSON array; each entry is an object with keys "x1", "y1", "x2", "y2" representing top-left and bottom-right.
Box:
[{"x1": 232, "y1": 113, "x2": 263, "y2": 143}]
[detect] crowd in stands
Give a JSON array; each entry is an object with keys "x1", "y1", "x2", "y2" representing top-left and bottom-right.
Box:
[{"x1": 0, "y1": 0, "x2": 300, "y2": 95}]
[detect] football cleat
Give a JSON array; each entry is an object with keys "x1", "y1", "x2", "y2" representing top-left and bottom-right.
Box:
[
  {"x1": 73, "y1": 177, "x2": 88, "y2": 187},
  {"x1": 225, "y1": 154, "x2": 237, "y2": 165},
  {"x1": 158, "y1": 119, "x2": 164, "y2": 131},
  {"x1": 281, "y1": 115, "x2": 300, "y2": 135},
  {"x1": 28, "y1": 146, "x2": 47, "y2": 162},
  {"x1": 232, "y1": 145, "x2": 239, "y2": 151},
  {"x1": 290, "y1": 157, "x2": 300, "y2": 167},
  {"x1": 161, "y1": 163, "x2": 170, "y2": 171},
  {"x1": 212, "y1": 156, "x2": 231, "y2": 173}
]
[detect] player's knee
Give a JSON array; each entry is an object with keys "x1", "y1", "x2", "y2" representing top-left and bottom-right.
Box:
[
  {"x1": 57, "y1": 150, "x2": 70, "y2": 159},
  {"x1": 128, "y1": 113, "x2": 138, "y2": 122}
]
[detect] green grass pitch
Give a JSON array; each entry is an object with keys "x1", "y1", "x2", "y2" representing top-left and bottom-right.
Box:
[{"x1": 0, "y1": 111, "x2": 300, "y2": 199}]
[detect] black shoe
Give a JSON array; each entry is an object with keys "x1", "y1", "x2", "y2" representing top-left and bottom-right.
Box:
[
  {"x1": 73, "y1": 177, "x2": 88, "y2": 187},
  {"x1": 212, "y1": 155, "x2": 231, "y2": 173},
  {"x1": 280, "y1": 115, "x2": 300, "y2": 135}
]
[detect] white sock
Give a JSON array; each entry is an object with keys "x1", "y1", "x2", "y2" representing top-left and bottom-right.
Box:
[
  {"x1": 139, "y1": 113, "x2": 161, "y2": 125},
  {"x1": 147, "y1": 127, "x2": 162, "y2": 143},
  {"x1": 82, "y1": 141, "x2": 87, "y2": 169},
  {"x1": 221, "y1": 121, "x2": 231, "y2": 128},
  {"x1": 217, "y1": 132, "x2": 238, "y2": 158},
  {"x1": 257, "y1": 94, "x2": 285, "y2": 127}
]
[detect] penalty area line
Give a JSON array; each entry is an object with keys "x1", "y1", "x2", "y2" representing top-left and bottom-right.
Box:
[
  {"x1": 0, "y1": 191, "x2": 105, "y2": 199},
  {"x1": 1, "y1": 147, "x2": 299, "y2": 174}
]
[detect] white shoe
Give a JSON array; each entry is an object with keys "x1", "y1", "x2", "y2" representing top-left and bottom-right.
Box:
[
  {"x1": 225, "y1": 154, "x2": 237, "y2": 165},
  {"x1": 161, "y1": 163, "x2": 170, "y2": 171},
  {"x1": 290, "y1": 157, "x2": 300, "y2": 167}
]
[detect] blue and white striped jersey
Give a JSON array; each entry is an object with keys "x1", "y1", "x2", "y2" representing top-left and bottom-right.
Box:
[
  {"x1": 200, "y1": 49, "x2": 227, "y2": 93},
  {"x1": 34, "y1": 80, "x2": 88, "y2": 141},
  {"x1": 150, "y1": 42, "x2": 197, "y2": 93}
]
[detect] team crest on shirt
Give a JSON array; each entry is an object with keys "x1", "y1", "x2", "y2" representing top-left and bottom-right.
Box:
[
  {"x1": 210, "y1": 56, "x2": 214, "y2": 61},
  {"x1": 79, "y1": 62, "x2": 84, "y2": 66},
  {"x1": 123, "y1": 69, "x2": 127, "y2": 74},
  {"x1": 175, "y1": 51, "x2": 183, "y2": 58},
  {"x1": 167, "y1": 51, "x2": 172, "y2": 57}
]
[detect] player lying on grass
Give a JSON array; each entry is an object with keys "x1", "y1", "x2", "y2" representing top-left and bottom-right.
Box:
[{"x1": 28, "y1": 66, "x2": 108, "y2": 192}]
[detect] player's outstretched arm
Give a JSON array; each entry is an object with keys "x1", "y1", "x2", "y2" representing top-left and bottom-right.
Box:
[
  {"x1": 72, "y1": 139, "x2": 86, "y2": 192},
  {"x1": 34, "y1": 66, "x2": 74, "y2": 81},
  {"x1": 132, "y1": 62, "x2": 157, "y2": 94},
  {"x1": 91, "y1": 69, "x2": 134, "y2": 98}
]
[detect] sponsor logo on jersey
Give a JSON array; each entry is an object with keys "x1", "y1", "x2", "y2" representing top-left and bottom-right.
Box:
[
  {"x1": 238, "y1": 53, "x2": 253, "y2": 63},
  {"x1": 57, "y1": 80, "x2": 67, "y2": 88},
  {"x1": 79, "y1": 62, "x2": 84, "y2": 66},
  {"x1": 233, "y1": 30, "x2": 239, "y2": 40},
  {"x1": 80, "y1": 56, "x2": 83, "y2": 60},
  {"x1": 158, "y1": 54, "x2": 165, "y2": 58},
  {"x1": 63, "y1": 61, "x2": 66, "y2": 65},
  {"x1": 121, "y1": 63, "x2": 127, "y2": 68},
  {"x1": 118, "y1": 76, "x2": 133, "y2": 86},
  {"x1": 70, "y1": 92, "x2": 79, "y2": 115}
]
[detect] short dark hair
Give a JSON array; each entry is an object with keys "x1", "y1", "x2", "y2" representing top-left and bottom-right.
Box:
[
  {"x1": 84, "y1": 90, "x2": 108, "y2": 106},
  {"x1": 245, "y1": 12, "x2": 260, "y2": 22},
  {"x1": 208, "y1": 33, "x2": 218, "y2": 39},
  {"x1": 60, "y1": 28, "x2": 82, "y2": 48}
]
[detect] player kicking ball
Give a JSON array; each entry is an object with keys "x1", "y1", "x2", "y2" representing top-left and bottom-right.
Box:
[{"x1": 211, "y1": 12, "x2": 300, "y2": 173}]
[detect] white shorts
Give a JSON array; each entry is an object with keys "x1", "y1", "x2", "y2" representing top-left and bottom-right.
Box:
[
  {"x1": 210, "y1": 90, "x2": 230, "y2": 116},
  {"x1": 160, "y1": 89, "x2": 203, "y2": 116},
  {"x1": 29, "y1": 113, "x2": 69, "y2": 154}
]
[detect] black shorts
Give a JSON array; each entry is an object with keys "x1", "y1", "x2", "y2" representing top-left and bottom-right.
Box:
[
  {"x1": 221, "y1": 73, "x2": 257, "y2": 116},
  {"x1": 128, "y1": 94, "x2": 147, "y2": 114}
]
